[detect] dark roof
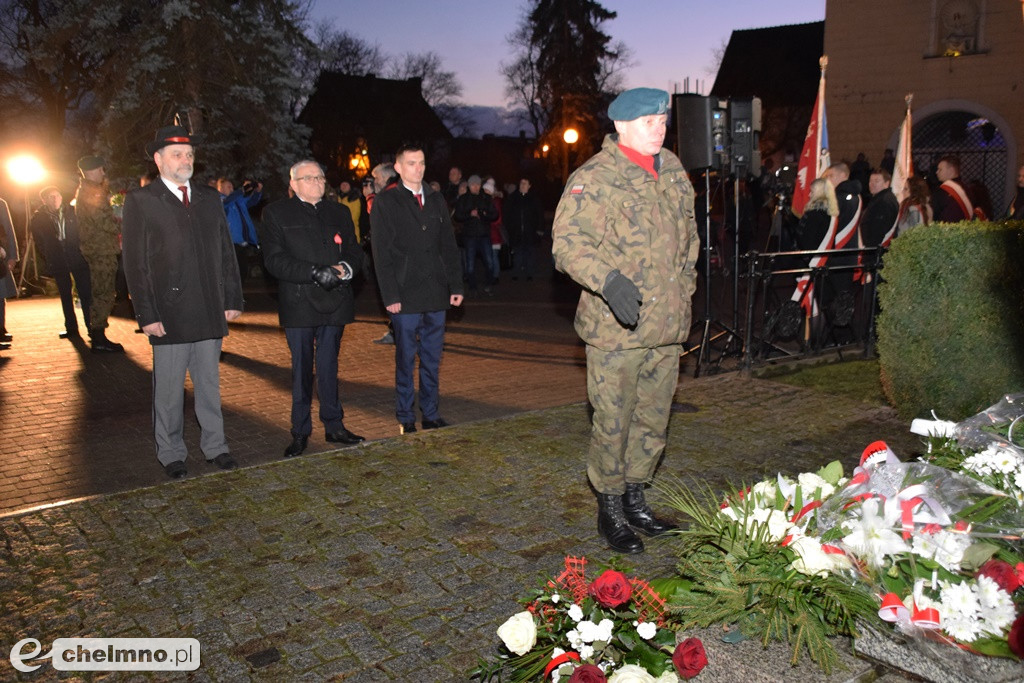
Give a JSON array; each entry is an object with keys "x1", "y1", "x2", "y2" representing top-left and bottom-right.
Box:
[
  {"x1": 710, "y1": 21, "x2": 824, "y2": 106},
  {"x1": 300, "y1": 72, "x2": 452, "y2": 157}
]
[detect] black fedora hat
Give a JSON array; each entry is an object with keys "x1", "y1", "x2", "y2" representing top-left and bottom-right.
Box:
[{"x1": 146, "y1": 125, "x2": 199, "y2": 156}]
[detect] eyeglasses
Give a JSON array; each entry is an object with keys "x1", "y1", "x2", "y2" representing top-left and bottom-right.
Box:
[{"x1": 295, "y1": 175, "x2": 325, "y2": 183}]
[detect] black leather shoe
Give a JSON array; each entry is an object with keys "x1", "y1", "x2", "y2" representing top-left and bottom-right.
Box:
[
  {"x1": 163, "y1": 461, "x2": 187, "y2": 479},
  {"x1": 623, "y1": 483, "x2": 678, "y2": 536},
  {"x1": 90, "y1": 328, "x2": 124, "y2": 353},
  {"x1": 284, "y1": 434, "x2": 308, "y2": 458},
  {"x1": 59, "y1": 328, "x2": 80, "y2": 339},
  {"x1": 399, "y1": 422, "x2": 417, "y2": 434},
  {"x1": 597, "y1": 493, "x2": 644, "y2": 554},
  {"x1": 1, "y1": 332, "x2": 12, "y2": 342},
  {"x1": 325, "y1": 427, "x2": 364, "y2": 445},
  {"x1": 209, "y1": 453, "x2": 238, "y2": 470},
  {"x1": 421, "y1": 418, "x2": 448, "y2": 430},
  {"x1": 0, "y1": 342, "x2": 10, "y2": 351}
]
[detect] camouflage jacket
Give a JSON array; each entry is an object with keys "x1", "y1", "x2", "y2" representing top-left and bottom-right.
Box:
[
  {"x1": 552, "y1": 134, "x2": 700, "y2": 351},
  {"x1": 75, "y1": 178, "x2": 120, "y2": 257}
]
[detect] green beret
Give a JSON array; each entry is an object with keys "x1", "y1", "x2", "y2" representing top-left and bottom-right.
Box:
[
  {"x1": 77, "y1": 155, "x2": 105, "y2": 172},
  {"x1": 607, "y1": 88, "x2": 670, "y2": 122}
]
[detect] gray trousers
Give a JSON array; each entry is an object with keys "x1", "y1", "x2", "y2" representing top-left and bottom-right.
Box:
[{"x1": 152, "y1": 338, "x2": 227, "y2": 465}]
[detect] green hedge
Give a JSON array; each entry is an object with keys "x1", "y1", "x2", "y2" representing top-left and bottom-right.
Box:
[{"x1": 876, "y1": 220, "x2": 1024, "y2": 420}]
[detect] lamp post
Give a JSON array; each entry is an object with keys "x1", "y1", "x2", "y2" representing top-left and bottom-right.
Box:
[
  {"x1": 5, "y1": 154, "x2": 46, "y2": 293},
  {"x1": 562, "y1": 127, "x2": 579, "y2": 185}
]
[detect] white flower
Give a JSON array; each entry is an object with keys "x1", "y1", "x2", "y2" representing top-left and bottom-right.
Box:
[
  {"x1": 718, "y1": 505, "x2": 738, "y2": 522},
  {"x1": 595, "y1": 618, "x2": 614, "y2": 642},
  {"x1": 942, "y1": 610, "x2": 982, "y2": 642},
  {"x1": 566, "y1": 629, "x2": 584, "y2": 649},
  {"x1": 939, "y1": 579, "x2": 983, "y2": 641},
  {"x1": 975, "y1": 575, "x2": 1017, "y2": 635},
  {"x1": 788, "y1": 535, "x2": 837, "y2": 577},
  {"x1": 636, "y1": 621, "x2": 658, "y2": 640},
  {"x1": 911, "y1": 529, "x2": 971, "y2": 572},
  {"x1": 1014, "y1": 469, "x2": 1024, "y2": 491},
  {"x1": 840, "y1": 498, "x2": 910, "y2": 568},
  {"x1": 608, "y1": 663, "x2": 657, "y2": 683},
  {"x1": 746, "y1": 507, "x2": 794, "y2": 542},
  {"x1": 578, "y1": 644, "x2": 595, "y2": 659},
  {"x1": 496, "y1": 611, "x2": 537, "y2": 656},
  {"x1": 568, "y1": 603, "x2": 584, "y2": 622},
  {"x1": 798, "y1": 472, "x2": 835, "y2": 500},
  {"x1": 551, "y1": 592, "x2": 560, "y2": 604},
  {"x1": 653, "y1": 671, "x2": 680, "y2": 683},
  {"x1": 750, "y1": 479, "x2": 777, "y2": 505}
]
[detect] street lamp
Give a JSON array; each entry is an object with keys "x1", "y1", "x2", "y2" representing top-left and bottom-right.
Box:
[
  {"x1": 5, "y1": 153, "x2": 46, "y2": 292},
  {"x1": 562, "y1": 127, "x2": 579, "y2": 184}
]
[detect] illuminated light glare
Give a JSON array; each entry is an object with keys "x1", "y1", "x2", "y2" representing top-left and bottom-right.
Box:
[
  {"x1": 563, "y1": 128, "x2": 579, "y2": 144},
  {"x1": 6, "y1": 154, "x2": 46, "y2": 186}
]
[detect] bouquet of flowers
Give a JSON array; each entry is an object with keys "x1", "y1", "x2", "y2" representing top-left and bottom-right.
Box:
[
  {"x1": 110, "y1": 190, "x2": 126, "y2": 221},
  {"x1": 656, "y1": 460, "x2": 878, "y2": 674},
  {"x1": 471, "y1": 557, "x2": 708, "y2": 682},
  {"x1": 818, "y1": 440, "x2": 1024, "y2": 659}
]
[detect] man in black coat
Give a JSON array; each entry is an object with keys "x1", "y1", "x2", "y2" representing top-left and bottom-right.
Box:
[
  {"x1": 859, "y1": 170, "x2": 899, "y2": 250},
  {"x1": 503, "y1": 177, "x2": 544, "y2": 280},
  {"x1": 370, "y1": 143, "x2": 464, "y2": 434},
  {"x1": 30, "y1": 186, "x2": 93, "y2": 339},
  {"x1": 453, "y1": 175, "x2": 498, "y2": 293},
  {"x1": 260, "y1": 159, "x2": 365, "y2": 458},
  {"x1": 122, "y1": 125, "x2": 245, "y2": 479}
]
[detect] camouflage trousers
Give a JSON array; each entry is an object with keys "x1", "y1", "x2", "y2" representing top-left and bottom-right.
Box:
[
  {"x1": 83, "y1": 253, "x2": 118, "y2": 330},
  {"x1": 585, "y1": 343, "x2": 682, "y2": 494}
]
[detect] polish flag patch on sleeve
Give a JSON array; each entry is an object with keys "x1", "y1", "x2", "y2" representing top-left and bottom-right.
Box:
[{"x1": 570, "y1": 184, "x2": 585, "y2": 195}]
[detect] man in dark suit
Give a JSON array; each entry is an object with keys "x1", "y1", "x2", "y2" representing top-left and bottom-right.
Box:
[
  {"x1": 260, "y1": 159, "x2": 365, "y2": 458},
  {"x1": 122, "y1": 125, "x2": 244, "y2": 479},
  {"x1": 370, "y1": 143, "x2": 464, "y2": 435},
  {"x1": 30, "y1": 186, "x2": 93, "y2": 340}
]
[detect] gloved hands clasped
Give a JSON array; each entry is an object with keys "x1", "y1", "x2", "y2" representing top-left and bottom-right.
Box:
[
  {"x1": 311, "y1": 262, "x2": 352, "y2": 290},
  {"x1": 603, "y1": 270, "x2": 642, "y2": 326}
]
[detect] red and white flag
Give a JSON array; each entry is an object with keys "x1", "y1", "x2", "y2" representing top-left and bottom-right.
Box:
[
  {"x1": 890, "y1": 95, "x2": 913, "y2": 201},
  {"x1": 791, "y1": 56, "x2": 831, "y2": 218}
]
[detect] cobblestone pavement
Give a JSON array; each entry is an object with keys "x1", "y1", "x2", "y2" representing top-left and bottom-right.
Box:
[{"x1": 0, "y1": 262, "x2": 937, "y2": 681}]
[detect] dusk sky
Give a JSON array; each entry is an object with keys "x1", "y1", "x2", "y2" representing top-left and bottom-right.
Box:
[{"x1": 309, "y1": 0, "x2": 826, "y2": 108}]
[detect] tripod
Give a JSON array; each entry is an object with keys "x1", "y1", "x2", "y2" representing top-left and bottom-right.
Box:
[{"x1": 689, "y1": 169, "x2": 744, "y2": 377}]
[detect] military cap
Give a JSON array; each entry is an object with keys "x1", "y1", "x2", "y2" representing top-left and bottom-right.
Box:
[
  {"x1": 607, "y1": 88, "x2": 670, "y2": 122},
  {"x1": 77, "y1": 155, "x2": 105, "y2": 173}
]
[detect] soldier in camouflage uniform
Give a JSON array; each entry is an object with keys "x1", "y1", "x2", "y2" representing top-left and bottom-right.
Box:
[
  {"x1": 552, "y1": 88, "x2": 700, "y2": 554},
  {"x1": 75, "y1": 156, "x2": 124, "y2": 352}
]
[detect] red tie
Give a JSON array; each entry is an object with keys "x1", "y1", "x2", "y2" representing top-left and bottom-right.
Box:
[
  {"x1": 178, "y1": 185, "x2": 190, "y2": 208},
  {"x1": 415, "y1": 193, "x2": 423, "y2": 208}
]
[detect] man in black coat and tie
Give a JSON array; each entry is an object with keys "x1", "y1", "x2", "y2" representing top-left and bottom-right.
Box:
[
  {"x1": 122, "y1": 125, "x2": 244, "y2": 479},
  {"x1": 260, "y1": 159, "x2": 365, "y2": 458},
  {"x1": 30, "y1": 186, "x2": 92, "y2": 339},
  {"x1": 370, "y1": 143, "x2": 464, "y2": 435}
]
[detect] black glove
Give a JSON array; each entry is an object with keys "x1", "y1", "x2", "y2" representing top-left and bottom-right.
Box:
[
  {"x1": 603, "y1": 270, "x2": 642, "y2": 326},
  {"x1": 311, "y1": 264, "x2": 342, "y2": 291}
]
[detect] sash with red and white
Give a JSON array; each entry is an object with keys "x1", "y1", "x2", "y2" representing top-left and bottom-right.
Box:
[
  {"x1": 791, "y1": 198, "x2": 860, "y2": 316},
  {"x1": 940, "y1": 180, "x2": 974, "y2": 221}
]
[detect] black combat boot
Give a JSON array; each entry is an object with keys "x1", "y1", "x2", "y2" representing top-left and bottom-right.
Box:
[
  {"x1": 90, "y1": 327, "x2": 124, "y2": 353},
  {"x1": 622, "y1": 483, "x2": 678, "y2": 537},
  {"x1": 597, "y1": 493, "x2": 644, "y2": 554}
]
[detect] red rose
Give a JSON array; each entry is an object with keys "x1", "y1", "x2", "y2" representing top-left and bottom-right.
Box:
[
  {"x1": 978, "y1": 559, "x2": 1021, "y2": 594},
  {"x1": 568, "y1": 664, "x2": 607, "y2": 683},
  {"x1": 588, "y1": 570, "x2": 632, "y2": 608},
  {"x1": 1009, "y1": 613, "x2": 1024, "y2": 658},
  {"x1": 673, "y1": 637, "x2": 708, "y2": 680}
]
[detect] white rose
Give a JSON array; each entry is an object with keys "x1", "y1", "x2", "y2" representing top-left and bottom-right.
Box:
[
  {"x1": 746, "y1": 507, "x2": 793, "y2": 542},
  {"x1": 608, "y1": 663, "x2": 657, "y2": 683},
  {"x1": 788, "y1": 535, "x2": 834, "y2": 577},
  {"x1": 636, "y1": 621, "x2": 658, "y2": 640},
  {"x1": 798, "y1": 472, "x2": 835, "y2": 500},
  {"x1": 654, "y1": 671, "x2": 680, "y2": 683},
  {"x1": 497, "y1": 611, "x2": 537, "y2": 656}
]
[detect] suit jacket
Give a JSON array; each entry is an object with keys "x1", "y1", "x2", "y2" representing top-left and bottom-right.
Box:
[
  {"x1": 259, "y1": 195, "x2": 363, "y2": 328},
  {"x1": 122, "y1": 180, "x2": 243, "y2": 345},
  {"x1": 30, "y1": 206, "x2": 88, "y2": 275},
  {"x1": 370, "y1": 184, "x2": 463, "y2": 314}
]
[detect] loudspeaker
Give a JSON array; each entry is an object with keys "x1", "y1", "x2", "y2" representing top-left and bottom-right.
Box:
[
  {"x1": 727, "y1": 97, "x2": 762, "y2": 174},
  {"x1": 674, "y1": 94, "x2": 720, "y2": 170}
]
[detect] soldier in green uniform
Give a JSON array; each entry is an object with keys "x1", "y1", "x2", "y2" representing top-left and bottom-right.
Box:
[
  {"x1": 75, "y1": 155, "x2": 125, "y2": 352},
  {"x1": 552, "y1": 88, "x2": 700, "y2": 554}
]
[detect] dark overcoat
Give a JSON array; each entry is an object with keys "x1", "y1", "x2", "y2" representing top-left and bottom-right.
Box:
[
  {"x1": 259, "y1": 195, "x2": 363, "y2": 328},
  {"x1": 370, "y1": 184, "x2": 463, "y2": 314},
  {"x1": 30, "y1": 207, "x2": 89, "y2": 275},
  {"x1": 122, "y1": 180, "x2": 244, "y2": 345}
]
